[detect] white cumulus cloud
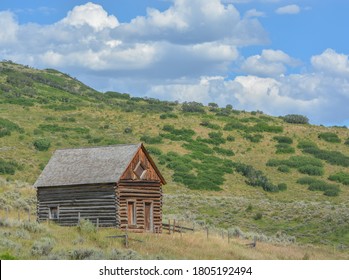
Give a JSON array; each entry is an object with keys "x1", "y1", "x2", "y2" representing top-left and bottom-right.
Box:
[
  {"x1": 114, "y1": 0, "x2": 267, "y2": 46},
  {"x1": 60, "y1": 2, "x2": 119, "y2": 31},
  {"x1": 244, "y1": 9, "x2": 266, "y2": 18},
  {"x1": 275, "y1": 4, "x2": 300, "y2": 15},
  {"x1": 311, "y1": 48, "x2": 349, "y2": 77},
  {"x1": 1, "y1": 2, "x2": 349, "y2": 125},
  {"x1": 241, "y1": 49, "x2": 299, "y2": 76},
  {"x1": 0, "y1": 11, "x2": 19, "y2": 44}
]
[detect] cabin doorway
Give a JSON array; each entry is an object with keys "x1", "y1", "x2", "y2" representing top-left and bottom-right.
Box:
[
  {"x1": 144, "y1": 202, "x2": 153, "y2": 232},
  {"x1": 127, "y1": 201, "x2": 136, "y2": 226}
]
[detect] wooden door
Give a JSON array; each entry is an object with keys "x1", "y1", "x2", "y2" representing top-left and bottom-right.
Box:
[
  {"x1": 128, "y1": 201, "x2": 135, "y2": 226},
  {"x1": 144, "y1": 202, "x2": 153, "y2": 231}
]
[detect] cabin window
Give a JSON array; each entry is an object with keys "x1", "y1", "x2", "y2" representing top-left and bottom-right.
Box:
[
  {"x1": 134, "y1": 161, "x2": 147, "y2": 179},
  {"x1": 127, "y1": 201, "x2": 136, "y2": 226},
  {"x1": 49, "y1": 206, "x2": 59, "y2": 220}
]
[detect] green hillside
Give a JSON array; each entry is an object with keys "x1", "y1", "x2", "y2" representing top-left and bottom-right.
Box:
[{"x1": 1, "y1": 61, "x2": 349, "y2": 258}]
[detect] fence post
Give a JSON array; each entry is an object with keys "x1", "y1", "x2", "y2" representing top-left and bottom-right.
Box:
[
  {"x1": 206, "y1": 227, "x2": 209, "y2": 240},
  {"x1": 173, "y1": 219, "x2": 176, "y2": 235},
  {"x1": 228, "y1": 232, "x2": 230, "y2": 244},
  {"x1": 125, "y1": 234, "x2": 129, "y2": 248},
  {"x1": 78, "y1": 212, "x2": 81, "y2": 224},
  {"x1": 6, "y1": 207, "x2": 9, "y2": 220},
  {"x1": 168, "y1": 219, "x2": 171, "y2": 235},
  {"x1": 96, "y1": 218, "x2": 99, "y2": 230}
]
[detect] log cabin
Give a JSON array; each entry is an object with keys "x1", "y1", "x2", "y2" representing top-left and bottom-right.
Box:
[{"x1": 34, "y1": 143, "x2": 166, "y2": 233}]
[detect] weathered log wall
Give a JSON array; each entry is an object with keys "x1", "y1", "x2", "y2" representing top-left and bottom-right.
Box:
[
  {"x1": 117, "y1": 180, "x2": 162, "y2": 233},
  {"x1": 37, "y1": 184, "x2": 117, "y2": 227}
]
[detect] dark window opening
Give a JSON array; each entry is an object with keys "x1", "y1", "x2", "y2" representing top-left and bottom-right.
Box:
[
  {"x1": 49, "y1": 206, "x2": 59, "y2": 219},
  {"x1": 134, "y1": 161, "x2": 147, "y2": 179}
]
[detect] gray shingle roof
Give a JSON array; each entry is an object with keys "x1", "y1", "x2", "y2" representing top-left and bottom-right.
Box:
[{"x1": 34, "y1": 144, "x2": 141, "y2": 187}]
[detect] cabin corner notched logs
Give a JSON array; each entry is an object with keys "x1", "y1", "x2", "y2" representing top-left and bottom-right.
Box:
[{"x1": 34, "y1": 143, "x2": 166, "y2": 233}]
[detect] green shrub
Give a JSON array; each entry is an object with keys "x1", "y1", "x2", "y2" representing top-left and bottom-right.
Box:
[
  {"x1": 33, "y1": 138, "x2": 51, "y2": 151},
  {"x1": 104, "y1": 91, "x2": 130, "y2": 99},
  {"x1": 296, "y1": 177, "x2": 322, "y2": 185},
  {"x1": 69, "y1": 248, "x2": 102, "y2": 260},
  {"x1": 216, "y1": 108, "x2": 231, "y2": 116},
  {"x1": 109, "y1": 249, "x2": 141, "y2": 260},
  {"x1": 283, "y1": 114, "x2": 309, "y2": 124},
  {"x1": 277, "y1": 165, "x2": 290, "y2": 173},
  {"x1": 3, "y1": 97, "x2": 35, "y2": 107},
  {"x1": 213, "y1": 147, "x2": 234, "y2": 156},
  {"x1": 240, "y1": 117, "x2": 259, "y2": 123},
  {"x1": 318, "y1": 132, "x2": 341, "y2": 143},
  {"x1": 199, "y1": 132, "x2": 226, "y2": 145},
  {"x1": 124, "y1": 127, "x2": 132, "y2": 134},
  {"x1": 61, "y1": 116, "x2": 76, "y2": 122},
  {"x1": 146, "y1": 146, "x2": 162, "y2": 156},
  {"x1": 223, "y1": 120, "x2": 245, "y2": 131},
  {"x1": 20, "y1": 221, "x2": 46, "y2": 233},
  {"x1": 308, "y1": 182, "x2": 340, "y2": 197},
  {"x1": 38, "y1": 124, "x2": 68, "y2": 133},
  {"x1": 297, "y1": 140, "x2": 317, "y2": 149},
  {"x1": 31, "y1": 237, "x2": 55, "y2": 256},
  {"x1": 267, "y1": 156, "x2": 324, "y2": 176},
  {"x1": 249, "y1": 123, "x2": 283, "y2": 133},
  {"x1": 208, "y1": 102, "x2": 219, "y2": 109},
  {"x1": 0, "y1": 159, "x2": 19, "y2": 175},
  {"x1": 159, "y1": 113, "x2": 178, "y2": 119},
  {"x1": 253, "y1": 212, "x2": 263, "y2": 220},
  {"x1": 275, "y1": 143, "x2": 295, "y2": 154},
  {"x1": 159, "y1": 151, "x2": 233, "y2": 191},
  {"x1": 345, "y1": 138, "x2": 349, "y2": 146},
  {"x1": 208, "y1": 132, "x2": 224, "y2": 141},
  {"x1": 297, "y1": 165, "x2": 324, "y2": 176},
  {"x1": 87, "y1": 136, "x2": 103, "y2": 144},
  {"x1": 77, "y1": 219, "x2": 96, "y2": 234},
  {"x1": 273, "y1": 136, "x2": 293, "y2": 144},
  {"x1": 0, "y1": 118, "x2": 24, "y2": 137},
  {"x1": 323, "y1": 188, "x2": 340, "y2": 197},
  {"x1": 200, "y1": 121, "x2": 220, "y2": 130},
  {"x1": 181, "y1": 101, "x2": 205, "y2": 113},
  {"x1": 234, "y1": 163, "x2": 280, "y2": 192},
  {"x1": 140, "y1": 135, "x2": 163, "y2": 144},
  {"x1": 328, "y1": 172, "x2": 349, "y2": 185},
  {"x1": 297, "y1": 177, "x2": 340, "y2": 197},
  {"x1": 226, "y1": 135, "x2": 235, "y2": 142},
  {"x1": 300, "y1": 145, "x2": 349, "y2": 167},
  {"x1": 45, "y1": 104, "x2": 77, "y2": 111},
  {"x1": 267, "y1": 156, "x2": 323, "y2": 169},
  {"x1": 182, "y1": 141, "x2": 213, "y2": 154},
  {"x1": 0, "y1": 252, "x2": 17, "y2": 260},
  {"x1": 161, "y1": 125, "x2": 195, "y2": 141},
  {"x1": 278, "y1": 183, "x2": 287, "y2": 191},
  {"x1": 244, "y1": 134, "x2": 263, "y2": 143},
  {"x1": 266, "y1": 159, "x2": 282, "y2": 167}
]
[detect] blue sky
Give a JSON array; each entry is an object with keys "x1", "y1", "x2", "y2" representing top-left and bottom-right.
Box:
[{"x1": 1, "y1": 0, "x2": 349, "y2": 125}]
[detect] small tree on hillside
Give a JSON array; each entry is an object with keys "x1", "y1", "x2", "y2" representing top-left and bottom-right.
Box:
[
  {"x1": 181, "y1": 101, "x2": 205, "y2": 113},
  {"x1": 282, "y1": 114, "x2": 309, "y2": 124}
]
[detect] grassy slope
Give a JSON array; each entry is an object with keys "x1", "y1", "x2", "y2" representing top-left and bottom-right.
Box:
[{"x1": 1, "y1": 61, "x2": 349, "y2": 259}]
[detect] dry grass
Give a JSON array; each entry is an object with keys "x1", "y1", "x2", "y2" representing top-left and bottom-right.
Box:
[{"x1": 1, "y1": 215, "x2": 347, "y2": 260}]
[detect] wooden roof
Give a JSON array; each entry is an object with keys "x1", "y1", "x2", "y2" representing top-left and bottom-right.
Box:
[{"x1": 34, "y1": 143, "x2": 165, "y2": 187}]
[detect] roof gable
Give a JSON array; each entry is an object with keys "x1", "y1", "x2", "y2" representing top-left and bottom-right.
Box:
[
  {"x1": 34, "y1": 144, "x2": 142, "y2": 187},
  {"x1": 120, "y1": 144, "x2": 166, "y2": 184}
]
